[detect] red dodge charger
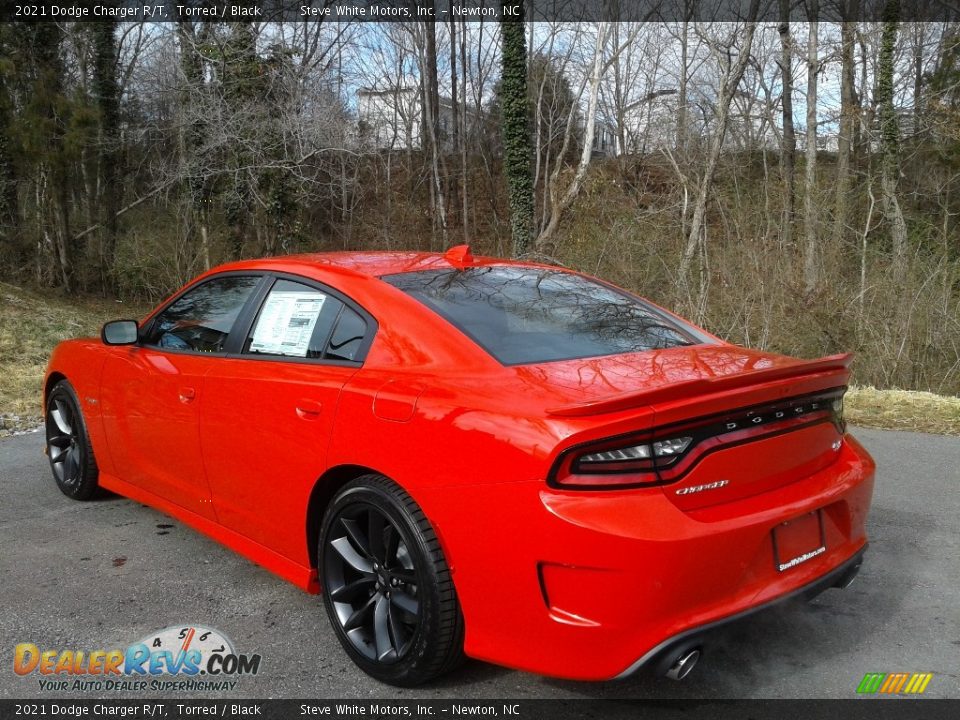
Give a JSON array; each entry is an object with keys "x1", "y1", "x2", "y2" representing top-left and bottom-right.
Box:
[{"x1": 43, "y1": 247, "x2": 874, "y2": 686}]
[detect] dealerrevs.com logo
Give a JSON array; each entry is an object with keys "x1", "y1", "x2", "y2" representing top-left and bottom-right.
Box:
[{"x1": 13, "y1": 625, "x2": 261, "y2": 692}]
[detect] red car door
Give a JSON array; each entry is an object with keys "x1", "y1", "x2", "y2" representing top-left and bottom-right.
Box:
[
  {"x1": 199, "y1": 277, "x2": 373, "y2": 563},
  {"x1": 99, "y1": 274, "x2": 264, "y2": 519}
]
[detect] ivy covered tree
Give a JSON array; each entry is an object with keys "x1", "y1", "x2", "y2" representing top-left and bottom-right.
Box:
[{"x1": 499, "y1": 1, "x2": 533, "y2": 257}]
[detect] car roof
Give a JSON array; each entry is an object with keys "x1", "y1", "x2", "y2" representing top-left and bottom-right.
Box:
[{"x1": 215, "y1": 248, "x2": 539, "y2": 280}]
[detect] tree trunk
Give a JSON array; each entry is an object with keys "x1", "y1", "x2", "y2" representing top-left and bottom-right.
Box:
[
  {"x1": 92, "y1": 20, "x2": 120, "y2": 292},
  {"x1": 878, "y1": 0, "x2": 908, "y2": 282},
  {"x1": 677, "y1": 15, "x2": 689, "y2": 149},
  {"x1": 499, "y1": 3, "x2": 534, "y2": 256},
  {"x1": 177, "y1": 21, "x2": 206, "y2": 269},
  {"x1": 912, "y1": 24, "x2": 924, "y2": 133},
  {"x1": 679, "y1": 7, "x2": 761, "y2": 292},
  {"x1": 535, "y1": 23, "x2": 609, "y2": 251},
  {"x1": 448, "y1": 14, "x2": 460, "y2": 234},
  {"x1": 423, "y1": 19, "x2": 447, "y2": 248},
  {"x1": 0, "y1": 39, "x2": 18, "y2": 237},
  {"x1": 803, "y1": 2, "x2": 820, "y2": 297},
  {"x1": 778, "y1": 0, "x2": 796, "y2": 249},
  {"x1": 459, "y1": 16, "x2": 470, "y2": 243},
  {"x1": 834, "y1": 3, "x2": 857, "y2": 242}
]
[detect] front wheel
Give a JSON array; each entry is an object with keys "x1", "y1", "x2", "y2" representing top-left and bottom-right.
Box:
[
  {"x1": 319, "y1": 475, "x2": 464, "y2": 686},
  {"x1": 45, "y1": 380, "x2": 99, "y2": 500}
]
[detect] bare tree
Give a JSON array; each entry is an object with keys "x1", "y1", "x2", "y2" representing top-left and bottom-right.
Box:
[
  {"x1": 678, "y1": 2, "x2": 762, "y2": 309},
  {"x1": 803, "y1": 2, "x2": 820, "y2": 297},
  {"x1": 536, "y1": 22, "x2": 652, "y2": 250},
  {"x1": 878, "y1": 0, "x2": 908, "y2": 282},
  {"x1": 422, "y1": 20, "x2": 448, "y2": 248},
  {"x1": 778, "y1": 0, "x2": 796, "y2": 249},
  {"x1": 535, "y1": 22, "x2": 612, "y2": 250},
  {"x1": 834, "y1": 0, "x2": 859, "y2": 243}
]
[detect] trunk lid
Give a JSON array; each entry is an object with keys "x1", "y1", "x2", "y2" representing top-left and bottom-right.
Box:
[{"x1": 518, "y1": 344, "x2": 851, "y2": 509}]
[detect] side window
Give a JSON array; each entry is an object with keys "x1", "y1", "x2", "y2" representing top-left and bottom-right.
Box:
[
  {"x1": 245, "y1": 280, "x2": 340, "y2": 359},
  {"x1": 145, "y1": 275, "x2": 260, "y2": 353},
  {"x1": 325, "y1": 306, "x2": 367, "y2": 362},
  {"x1": 242, "y1": 278, "x2": 370, "y2": 362}
]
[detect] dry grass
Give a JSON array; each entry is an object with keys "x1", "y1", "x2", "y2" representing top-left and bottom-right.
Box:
[
  {"x1": 0, "y1": 282, "x2": 148, "y2": 435},
  {"x1": 846, "y1": 386, "x2": 960, "y2": 437},
  {"x1": 1, "y1": 283, "x2": 957, "y2": 438}
]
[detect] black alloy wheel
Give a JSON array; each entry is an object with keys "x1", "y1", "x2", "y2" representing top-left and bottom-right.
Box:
[
  {"x1": 45, "y1": 380, "x2": 99, "y2": 500},
  {"x1": 320, "y1": 475, "x2": 464, "y2": 686},
  {"x1": 325, "y1": 503, "x2": 420, "y2": 663}
]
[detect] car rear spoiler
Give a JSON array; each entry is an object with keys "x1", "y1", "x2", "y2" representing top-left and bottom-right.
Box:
[{"x1": 546, "y1": 353, "x2": 853, "y2": 418}]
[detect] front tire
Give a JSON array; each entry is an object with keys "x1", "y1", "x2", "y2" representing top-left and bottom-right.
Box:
[
  {"x1": 45, "y1": 380, "x2": 99, "y2": 500},
  {"x1": 319, "y1": 474, "x2": 464, "y2": 686}
]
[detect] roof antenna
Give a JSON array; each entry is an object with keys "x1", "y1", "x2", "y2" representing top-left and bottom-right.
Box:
[{"x1": 444, "y1": 244, "x2": 473, "y2": 268}]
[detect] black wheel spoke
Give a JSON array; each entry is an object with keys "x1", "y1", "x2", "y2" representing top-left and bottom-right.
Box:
[
  {"x1": 48, "y1": 434, "x2": 71, "y2": 450},
  {"x1": 62, "y1": 448, "x2": 77, "y2": 482},
  {"x1": 340, "y1": 517, "x2": 371, "y2": 559},
  {"x1": 342, "y1": 594, "x2": 377, "y2": 631},
  {"x1": 386, "y1": 598, "x2": 410, "y2": 655},
  {"x1": 367, "y1": 510, "x2": 386, "y2": 563},
  {"x1": 389, "y1": 590, "x2": 419, "y2": 617},
  {"x1": 331, "y1": 537, "x2": 373, "y2": 574},
  {"x1": 373, "y1": 595, "x2": 394, "y2": 661},
  {"x1": 383, "y1": 524, "x2": 400, "y2": 565},
  {"x1": 329, "y1": 576, "x2": 375, "y2": 603},
  {"x1": 51, "y1": 404, "x2": 72, "y2": 436}
]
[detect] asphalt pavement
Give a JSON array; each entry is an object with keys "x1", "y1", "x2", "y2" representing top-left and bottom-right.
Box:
[{"x1": 0, "y1": 426, "x2": 957, "y2": 700}]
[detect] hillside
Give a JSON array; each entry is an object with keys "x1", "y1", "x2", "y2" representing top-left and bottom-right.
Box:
[
  {"x1": 0, "y1": 283, "x2": 148, "y2": 435},
  {"x1": 0, "y1": 282, "x2": 956, "y2": 437}
]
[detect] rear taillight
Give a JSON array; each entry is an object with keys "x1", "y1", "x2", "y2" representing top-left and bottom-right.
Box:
[
  {"x1": 552, "y1": 433, "x2": 693, "y2": 488},
  {"x1": 831, "y1": 395, "x2": 846, "y2": 433},
  {"x1": 549, "y1": 387, "x2": 847, "y2": 490}
]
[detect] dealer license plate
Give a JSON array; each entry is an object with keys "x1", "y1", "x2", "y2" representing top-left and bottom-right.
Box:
[{"x1": 772, "y1": 510, "x2": 826, "y2": 572}]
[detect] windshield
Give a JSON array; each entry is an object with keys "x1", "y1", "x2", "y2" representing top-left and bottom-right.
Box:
[{"x1": 382, "y1": 266, "x2": 700, "y2": 365}]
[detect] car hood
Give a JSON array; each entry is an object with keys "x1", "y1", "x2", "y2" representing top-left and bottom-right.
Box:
[{"x1": 505, "y1": 343, "x2": 806, "y2": 409}]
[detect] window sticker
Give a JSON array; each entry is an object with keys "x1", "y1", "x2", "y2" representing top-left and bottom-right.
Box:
[{"x1": 249, "y1": 291, "x2": 326, "y2": 357}]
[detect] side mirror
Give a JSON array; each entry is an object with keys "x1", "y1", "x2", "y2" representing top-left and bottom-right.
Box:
[{"x1": 102, "y1": 320, "x2": 139, "y2": 346}]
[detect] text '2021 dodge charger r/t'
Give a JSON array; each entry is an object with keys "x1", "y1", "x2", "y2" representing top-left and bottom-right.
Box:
[{"x1": 44, "y1": 246, "x2": 874, "y2": 686}]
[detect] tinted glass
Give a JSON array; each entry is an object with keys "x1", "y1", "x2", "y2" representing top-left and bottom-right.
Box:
[
  {"x1": 244, "y1": 279, "x2": 343, "y2": 359},
  {"x1": 325, "y1": 306, "x2": 367, "y2": 362},
  {"x1": 383, "y1": 267, "x2": 695, "y2": 365},
  {"x1": 146, "y1": 275, "x2": 260, "y2": 353}
]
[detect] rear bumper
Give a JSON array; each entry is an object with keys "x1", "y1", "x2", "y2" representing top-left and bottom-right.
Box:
[
  {"x1": 616, "y1": 545, "x2": 866, "y2": 678},
  {"x1": 417, "y1": 432, "x2": 875, "y2": 681}
]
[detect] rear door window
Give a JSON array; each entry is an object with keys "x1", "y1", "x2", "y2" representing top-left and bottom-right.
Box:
[{"x1": 242, "y1": 279, "x2": 370, "y2": 363}]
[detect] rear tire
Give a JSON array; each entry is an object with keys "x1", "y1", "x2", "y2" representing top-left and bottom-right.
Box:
[
  {"x1": 319, "y1": 474, "x2": 464, "y2": 686},
  {"x1": 45, "y1": 380, "x2": 99, "y2": 500}
]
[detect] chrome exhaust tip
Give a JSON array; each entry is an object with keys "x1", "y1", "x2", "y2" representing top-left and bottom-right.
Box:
[{"x1": 665, "y1": 648, "x2": 701, "y2": 681}]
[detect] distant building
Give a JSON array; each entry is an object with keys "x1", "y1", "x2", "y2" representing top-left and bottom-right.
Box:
[
  {"x1": 357, "y1": 87, "x2": 481, "y2": 152},
  {"x1": 359, "y1": 84, "x2": 615, "y2": 160},
  {"x1": 590, "y1": 121, "x2": 617, "y2": 158},
  {"x1": 357, "y1": 87, "x2": 422, "y2": 151}
]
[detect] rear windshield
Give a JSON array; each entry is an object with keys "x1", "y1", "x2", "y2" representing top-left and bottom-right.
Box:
[{"x1": 382, "y1": 266, "x2": 698, "y2": 365}]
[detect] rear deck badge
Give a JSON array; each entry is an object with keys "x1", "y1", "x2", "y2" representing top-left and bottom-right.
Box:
[{"x1": 675, "y1": 479, "x2": 729, "y2": 495}]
